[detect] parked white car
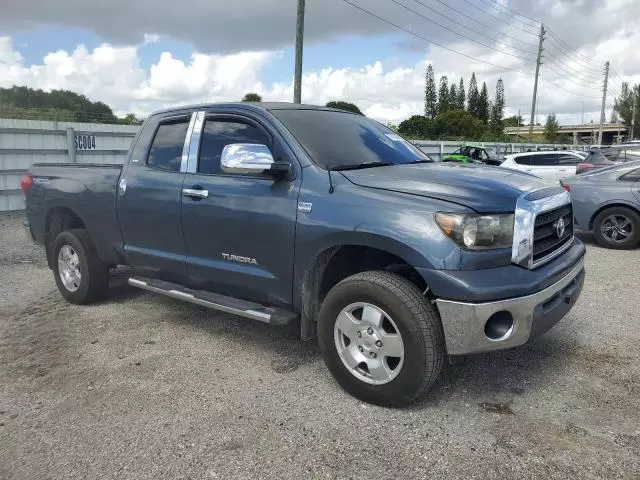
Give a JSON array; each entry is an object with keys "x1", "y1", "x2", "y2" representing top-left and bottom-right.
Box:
[{"x1": 501, "y1": 151, "x2": 586, "y2": 181}]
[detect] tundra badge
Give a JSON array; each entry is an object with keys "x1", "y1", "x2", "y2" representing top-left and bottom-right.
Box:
[{"x1": 222, "y1": 253, "x2": 258, "y2": 265}]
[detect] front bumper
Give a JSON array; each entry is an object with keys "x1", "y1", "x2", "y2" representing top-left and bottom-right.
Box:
[{"x1": 435, "y1": 257, "x2": 585, "y2": 355}]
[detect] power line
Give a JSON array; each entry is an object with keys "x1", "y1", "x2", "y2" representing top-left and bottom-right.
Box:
[
  {"x1": 544, "y1": 36, "x2": 604, "y2": 75},
  {"x1": 468, "y1": 0, "x2": 540, "y2": 29},
  {"x1": 389, "y1": 0, "x2": 536, "y2": 61},
  {"x1": 538, "y1": 76, "x2": 602, "y2": 99},
  {"x1": 543, "y1": 57, "x2": 604, "y2": 89},
  {"x1": 340, "y1": 0, "x2": 533, "y2": 74},
  {"x1": 545, "y1": 29, "x2": 603, "y2": 69},
  {"x1": 458, "y1": 0, "x2": 539, "y2": 37},
  {"x1": 409, "y1": 0, "x2": 539, "y2": 52}
]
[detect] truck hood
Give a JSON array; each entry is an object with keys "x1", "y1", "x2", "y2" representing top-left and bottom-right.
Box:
[{"x1": 340, "y1": 162, "x2": 553, "y2": 212}]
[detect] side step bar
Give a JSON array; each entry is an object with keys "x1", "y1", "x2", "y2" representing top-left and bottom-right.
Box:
[{"x1": 128, "y1": 276, "x2": 297, "y2": 326}]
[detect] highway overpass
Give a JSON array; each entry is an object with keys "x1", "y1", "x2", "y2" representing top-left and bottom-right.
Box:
[{"x1": 504, "y1": 123, "x2": 628, "y2": 145}]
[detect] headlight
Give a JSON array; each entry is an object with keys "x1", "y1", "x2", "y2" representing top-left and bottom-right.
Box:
[{"x1": 435, "y1": 213, "x2": 514, "y2": 250}]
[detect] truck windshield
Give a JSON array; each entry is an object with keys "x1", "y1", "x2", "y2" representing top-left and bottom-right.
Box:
[{"x1": 271, "y1": 109, "x2": 432, "y2": 169}]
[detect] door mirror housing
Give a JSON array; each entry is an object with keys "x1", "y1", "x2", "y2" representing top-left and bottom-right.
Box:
[{"x1": 221, "y1": 143, "x2": 290, "y2": 177}]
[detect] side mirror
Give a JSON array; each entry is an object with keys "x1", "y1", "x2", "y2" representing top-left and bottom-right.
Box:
[{"x1": 221, "y1": 143, "x2": 290, "y2": 177}]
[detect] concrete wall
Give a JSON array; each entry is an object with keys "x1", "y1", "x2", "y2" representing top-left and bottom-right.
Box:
[{"x1": 0, "y1": 119, "x2": 138, "y2": 211}]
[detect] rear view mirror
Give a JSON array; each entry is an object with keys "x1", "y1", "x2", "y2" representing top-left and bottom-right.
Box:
[{"x1": 221, "y1": 143, "x2": 290, "y2": 177}]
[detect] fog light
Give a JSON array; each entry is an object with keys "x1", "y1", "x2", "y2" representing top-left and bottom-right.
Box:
[{"x1": 484, "y1": 311, "x2": 514, "y2": 341}]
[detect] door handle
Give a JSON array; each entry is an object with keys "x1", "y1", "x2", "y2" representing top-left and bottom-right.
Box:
[{"x1": 183, "y1": 188, "x2": 209, "y2": 199}]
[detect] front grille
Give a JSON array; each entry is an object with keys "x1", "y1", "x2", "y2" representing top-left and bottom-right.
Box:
[{"x1": 532, "y1": 204, "x2": 573, "y2": 263}]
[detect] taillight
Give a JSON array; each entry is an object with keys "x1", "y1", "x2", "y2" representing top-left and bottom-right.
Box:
[
  {"x1": 576, "y1": 163, "x2": 594, "y2": 174},
  {"x1": 20, "y1": 174, "x2": 33, "y2": 194},
  {"x1": 562, "y1": 184, "x2": 570, "y2": 192}
]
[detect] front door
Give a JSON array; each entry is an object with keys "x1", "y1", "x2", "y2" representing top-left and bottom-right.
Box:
[
  {"x1": 117, "y1": 114, "x2": 191, "y2": 274},
  {"x1": 181, "y1": 114, "x2": 301, "y2": 307}
]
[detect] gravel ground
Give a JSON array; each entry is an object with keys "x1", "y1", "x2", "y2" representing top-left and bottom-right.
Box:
[{"x1": 1, "y1": 213, "x2": 639, "y2": 479}]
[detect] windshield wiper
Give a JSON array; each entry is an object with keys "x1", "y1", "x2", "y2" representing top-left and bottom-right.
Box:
[{"x1": 330, "y1": 162, "x2": 395, "y2": 171}]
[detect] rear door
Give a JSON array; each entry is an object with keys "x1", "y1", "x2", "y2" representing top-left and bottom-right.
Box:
[
  {"x1": 180, "y1": 112, "x2": 301, "y2": 306},
  {"x1": 117, "y1": 113, "x2": 193, "y2": 274},
  {"x1": 557, "y1": 153, "x2": 582, "y2": 179},
  {"x1": 529, "y1": 153, "x2": 559, "y2": 181}
]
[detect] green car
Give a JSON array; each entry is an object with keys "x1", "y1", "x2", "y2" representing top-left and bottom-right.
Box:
[{"x1": 442, "y1": 144, "x2": 502, "y2": 166}]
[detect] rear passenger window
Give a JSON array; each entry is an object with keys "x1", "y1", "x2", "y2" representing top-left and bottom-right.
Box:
[
  {"x1": 147, "y1": 119, "x2": 190, "y2": 172},
  {"x1": 514, "y1": 155, "x2": 531, "y2": 165},
  {"x1": 531, "y1": 154, "x2": 558, "y2": 166},
  {"x1": 619, "y1": 168, "x2": 640, "y2": 182},
  {"x1": 558, "y1": 154, "x2": 581, "y2": 165},
  {"x1": 198, "y1": 120, "x2": 270, "y2": 175}
]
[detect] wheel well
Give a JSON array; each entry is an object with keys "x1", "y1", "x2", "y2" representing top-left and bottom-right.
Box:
[
  {"x1": 300, "y1": 245, "x2": 428, "y2": 341},
  {"x1": 44, "y1": 207, "x2": 86, "y2": 268},
  {"x1": 319, "y1": 246, "x2": 427, "y2": 302},
  {"x1": 589, "y1": 203, "x2": 640, "y2": 230}
]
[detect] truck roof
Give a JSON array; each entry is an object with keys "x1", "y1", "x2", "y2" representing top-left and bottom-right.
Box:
[{"x1": 150, "y1": 102, "x2": 353, "y2": 117}]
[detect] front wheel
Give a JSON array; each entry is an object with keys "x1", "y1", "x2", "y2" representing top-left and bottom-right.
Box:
[
  {"x1": 593, "y1": 207, "x2": 640, "y2": 249},
  {"x1": 318, "y1": 271, "x2": 445, "y2": 407}
]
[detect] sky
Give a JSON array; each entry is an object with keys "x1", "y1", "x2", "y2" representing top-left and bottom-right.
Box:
[{"x1": 1, "y1": 0, "x2": 639, "y2": 125}]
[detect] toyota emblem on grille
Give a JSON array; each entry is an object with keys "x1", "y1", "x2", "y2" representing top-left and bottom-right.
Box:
[{"x1": 554, "y1": 217, "x2": 566, "y2": 238}]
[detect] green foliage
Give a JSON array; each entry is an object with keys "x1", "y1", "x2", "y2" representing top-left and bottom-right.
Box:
[
  {"x1": 437, "y1": 76, "x2": 450, "y2": 115},
  {"x1": 424, "y1": 64, "x2": 437, "y2": 119},
  {"x1": 449, "y1": 83, "x2": 457, "y2": 113},
  {"x1": 504, "y1": 115, "x2": 524, "y2": 127},
  {"x1": 613, "y1": 82, "x2": 639, "y2": 138},
  {"x1": 544, "y1": 114, "x2": 560, "y2": 143},
  {"x1": 385, "y1": 122, "x2": 399, "y2": 132},
  {"x1": 398, "y1": 115, "x2": 432, "y2": 138},
  {"x1": 456, "y1": 78, "x2": 465, "y2": 111},
  {"x1": 478, "y1": 82, "x2": 490, "y2": 124},
  {"x1": 432, "y1": 109, "x2": 486, "y2": 139},
  {"x1": 489, "y1": 78, "x2": 505, "y2": 133},
  {"x1": 467, "y1": 73, "x2": 479, "y2": 117},
  {"x1": 0, "y1": 85, "x2": 119, "y2": 123},
  {"x1": 325, "y1": 101, "x2": 363, "y2": 115},
  {"x1": 242, "y1": 92, "x2": 262, "y2": 102}
]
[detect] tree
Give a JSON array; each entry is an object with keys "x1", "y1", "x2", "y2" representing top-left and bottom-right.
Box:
[
  {"x1": 504, "y1": 115, "x2": 524, "y2": 127},
  {"x1": 119, "y1": 113, "x2": 142, "y2": 125},
  {"x1": 0, "y1": 85, "x2": 118, "y2": 123},
  {"x1": 544, "y1": 114, "x2": 560, "y2": 143},
  {"x1": 437, "y1": 76, "x2": 450, "y2": 115},
  {"x1": 489, "y1": 78, "x2": 505, "y2": 133},
  {"x1": 457, "y1": 78, "x2": 465, "y2": 111},
  {"x1": 478, "y1": 82, "x2": 490, "y2": 124},
  {"x1": 242, "y1": 92, "x2": 262, "y2": 102},
  {"x1": 613, "y1": 82, "x2": 639, "y2": 136},
  {"x1": 398, "y1": 115, "x2": 432, "y2": 138},
  {"x1": 467, "y1": 73, "x2": 479, "y2": 117},
  {"x1": 424, "y1": 64, "x2": 437, "y2": 119},
  {"x1": 449, "y1": 83, "x2": 457, "y2": 112},
  {"x1": 432, "y1": 109, "x2": 486, "y2": 139},
  {"x1": 325, "y1": 101, "x2": 363, "y2": 114}
]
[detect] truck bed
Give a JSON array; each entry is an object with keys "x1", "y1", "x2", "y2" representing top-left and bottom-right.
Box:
[{"x1": 26, "y1": 162, "x2": 124, "y2": 266}]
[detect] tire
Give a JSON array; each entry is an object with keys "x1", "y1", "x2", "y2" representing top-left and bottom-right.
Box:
[
  {"x1": 51, "y1": 229, "x2": 110, "y2": 304},
  {"x1": 317, "y1": 271, "x2": 446, "y2": 407},
  {"x1": 593, "y1": 207, "x2": 640, "y2": 249}
]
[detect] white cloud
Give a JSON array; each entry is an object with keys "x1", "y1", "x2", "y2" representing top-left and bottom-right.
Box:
[{"x1": 1, "y1": 28, "x2": 639, "y2": 126}]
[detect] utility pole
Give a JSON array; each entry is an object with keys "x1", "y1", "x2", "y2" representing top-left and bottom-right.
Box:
[
  {"x1": 581, "y1": 102, "x2": 584, "y2": 125},
  {"x1": 597, "y1": 61, "x2": 609, "y2": 145},
  {"x1": 293, "y1": 0, "x2": 306, "y2": 104},
  {"x1": 529, "y1": 23, "x2": 545, "y2": 141},
  {"x1": 631, "y1": 91, "x2": 637, "y2": 140}
]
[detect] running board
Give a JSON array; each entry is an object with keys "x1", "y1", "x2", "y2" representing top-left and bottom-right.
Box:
[{"x1": 128, "y1": 276, "x2": 296, "y2": 326}]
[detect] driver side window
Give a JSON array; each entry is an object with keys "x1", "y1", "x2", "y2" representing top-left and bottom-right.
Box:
[{"x1": 198, "y1": 120, "x2": 271, "y2": 175}]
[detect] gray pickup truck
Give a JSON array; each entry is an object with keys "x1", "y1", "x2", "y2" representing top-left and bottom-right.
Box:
[{"x1": 22, "y1": 103, "x2": 585, "y2": 406}]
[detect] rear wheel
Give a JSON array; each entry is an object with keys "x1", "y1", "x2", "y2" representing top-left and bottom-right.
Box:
[
  {"x1": 52, "y1": 229, "x2": 110, "y2": 304},
  {"x1": 318, "y1": 271, "x2": 445, "y2": 407},
  {"x1": 593, "y1": 207, "x2": 640, "y2": 249}
]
